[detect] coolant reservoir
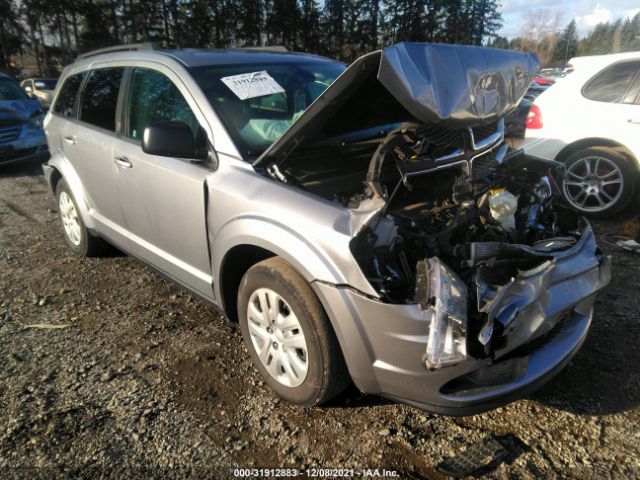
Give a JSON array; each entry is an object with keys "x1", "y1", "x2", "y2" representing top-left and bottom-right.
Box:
[{"x1": 488, "y1": 189, "x2": 518, "y2": 231}]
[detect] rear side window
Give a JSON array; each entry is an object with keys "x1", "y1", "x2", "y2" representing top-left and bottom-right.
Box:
[
  {"x1": 582, "y1": 61, "x2": 640, "y2": 103},
  {"x1": 79, "y1": 68, "x2": 124, "y2": 131},
  {"x1": 626, "y1": 74, "x2": 640, "y2": 105},
  {"x1": 52, "y1": 73, "x2": 85, "y2": 117},
  {"x1": 126, "y1": 68, "x2": 199, "y2": 140}
]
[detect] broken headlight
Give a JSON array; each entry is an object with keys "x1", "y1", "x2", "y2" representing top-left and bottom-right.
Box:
[{"x1": 420, "y1": 258, "x2": 468, "y2": 370}]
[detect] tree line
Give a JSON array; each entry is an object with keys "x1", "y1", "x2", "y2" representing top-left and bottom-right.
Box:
[
  {"x1": 1, "y1": 0, "x2": 502, "y2": 76},
  {"x1": 490, "y1": 10, "x2": 640, "y2": 67}
]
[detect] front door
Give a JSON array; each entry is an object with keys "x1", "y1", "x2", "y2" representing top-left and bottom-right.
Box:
[{"x1": 113, "y1": 66, "x2": 213, "y2": 299}]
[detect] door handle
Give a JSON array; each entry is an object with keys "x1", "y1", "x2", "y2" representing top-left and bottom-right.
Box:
[
  {"x1": 63, "y1": 135, "x2": 77, "y2": 145},
  {"x1": 628, "y1": 119, "x2": 640, "y2": 125},
  {"x1": 113, "y1": 156, "x2": 133, "y2": 168}
]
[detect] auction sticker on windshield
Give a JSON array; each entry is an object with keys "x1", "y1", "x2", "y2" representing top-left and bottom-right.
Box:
[{"x1": 221, "y1": 71, "x2": 285, "y2": 100}]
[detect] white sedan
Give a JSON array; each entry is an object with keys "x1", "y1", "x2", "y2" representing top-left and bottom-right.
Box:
[{"x1": 523, "y1": 52, "x2": 640, "y2": 217}]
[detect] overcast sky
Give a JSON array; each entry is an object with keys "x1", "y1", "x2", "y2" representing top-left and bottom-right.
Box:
[{"x1": 497, "y1": 0, "x2": 640, "y2": 38}]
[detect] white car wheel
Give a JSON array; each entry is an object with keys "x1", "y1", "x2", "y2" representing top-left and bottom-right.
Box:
[
  {"x1": 59, "y1": 191, "x2": 82, "y2": 246},
  {"x1": 247, "y1": 287, "x2": 309, "y2": 387}
]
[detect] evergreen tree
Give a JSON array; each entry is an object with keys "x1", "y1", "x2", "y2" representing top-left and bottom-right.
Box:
[
  {"x1": 0, "y1": 0, "x2": 24, "y2": 72},
  {"x1": 553, "y1": 19, "x2": 578, "y2": 66},
  {"x1": 299, "y1": 0, "x2": 322, "y2": 52},
  {"x1": 3, "y1": 0, "x2": 506, "y2": 73},
  {"x1": 620, "y1": 13, "x2": 640, "y2": 52}
]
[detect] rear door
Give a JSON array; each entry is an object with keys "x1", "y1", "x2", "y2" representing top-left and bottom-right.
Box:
[
  {"x1": 112, "y1": 66, "x2": 213, "y2": 299},
  {"x1": 63, "y1": 67, "x2": 129, "y2": 246}
]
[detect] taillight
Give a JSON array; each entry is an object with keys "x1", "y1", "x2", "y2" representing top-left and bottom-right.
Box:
[{"x1": 526, "y1": 104, "x2": 543, "y2": 129}]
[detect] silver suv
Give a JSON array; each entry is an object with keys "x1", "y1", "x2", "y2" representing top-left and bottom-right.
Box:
[{"x1": 43, "y1": 43, "x2": 611, "y2": 415}]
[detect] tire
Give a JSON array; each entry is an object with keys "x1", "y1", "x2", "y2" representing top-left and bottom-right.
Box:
[
  {"x1": 237, "y1": 257, "x2": 350, "y2": 406},
  {"x1": 55, "y1": 179, "x2": 108, "y2": 257},
  {"x1": 562, "y1": 147, "x2": 636, "y2": 218}
]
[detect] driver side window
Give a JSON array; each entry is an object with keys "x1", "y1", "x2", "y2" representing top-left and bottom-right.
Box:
[{"x1": 126, "y1": 68, "x2": 199, "y2": 141}]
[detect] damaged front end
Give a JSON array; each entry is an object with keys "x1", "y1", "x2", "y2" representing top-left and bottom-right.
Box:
[
  {"x1": 348, "y1": 127, "x2": 610, "y2": 371},
  {"x1": 254, "y1": 42, "x2": 611, "y2": 411}
]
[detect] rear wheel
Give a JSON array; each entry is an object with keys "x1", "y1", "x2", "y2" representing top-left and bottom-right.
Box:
[
  {"x1": 562, "y1": 147, "x2": 636, "y2": 218},
  {"x1": 56, "y1": 179, "x2": 108, "y2": 256},
  {"x1": 237, "y1": 257, "x2": 350, "y2": 406}
]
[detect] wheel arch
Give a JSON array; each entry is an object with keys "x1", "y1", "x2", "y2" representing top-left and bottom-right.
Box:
[
  {"x1": 44, "y1": 164, "x2": 63, "y2": 194},
  {"x1": 555, "y1": 138, "x2": 639, "y2": 171},
  {"x1": 211, "y1": 214, "x2": 367, "y2": 320},
  {"x1": 218, "y1": 244, "x2": 276, "y2": 321},
  {"x1": 43, "y1": 153, "x2": 97, "y2": 230}
]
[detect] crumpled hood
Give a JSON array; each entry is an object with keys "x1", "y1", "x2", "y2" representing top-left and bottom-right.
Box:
[
  {"x1": 378, "y1": 42, "x2": 539, "y2": 127},
  {"x1": 0, "y1": 99, "x2": 42, "y2": 123},
  {"x1": 254, "y1": 42, "x2": 538, "y2": 168}
]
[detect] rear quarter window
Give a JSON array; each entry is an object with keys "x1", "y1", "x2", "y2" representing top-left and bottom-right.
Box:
[
  {"x1": 582, "y1": 61, "x2": 640, "y2": 103},
  {"x1": 52, "y1": 73, "x2": 86, "y2": 117}
]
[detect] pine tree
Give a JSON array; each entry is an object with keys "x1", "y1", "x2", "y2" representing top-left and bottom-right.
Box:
[
  {"x1": 621, "y1": 13, "x2": 640, "y2": 52},
  {"x1": 553, "y1": 19, "x2": 578, "y2": 66},
  {"x1": 0, "y1": 0, "x2": 24, "y2": 72}
]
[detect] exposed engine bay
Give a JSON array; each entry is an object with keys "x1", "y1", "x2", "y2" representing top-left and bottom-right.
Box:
[
  {"x1": 348, "y1": 126, "x2": 577, "y2": 306},
  {"x1": 271, "y1": 117, "x2": 585, "y2": 369}
]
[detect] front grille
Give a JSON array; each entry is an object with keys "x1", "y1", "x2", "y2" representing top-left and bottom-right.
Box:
[
  {"x1": 440, "y1": 310, "x2": 576, "y2": 396},
  {"x1": 0, "y1": 146, "x2": 37, "y2": 163},
  {"x1": 472, "y1": 121, "x2": 499, "y2": 143},
  {"x1": 0, "y1": 125, "x2": 21, "y2": 144},
  {"x1": 422, "y1": 125, "x2": 466, "y2": 151},
  {"x1": 509, "y1": 310, "x2": 574, "y2": 357}
]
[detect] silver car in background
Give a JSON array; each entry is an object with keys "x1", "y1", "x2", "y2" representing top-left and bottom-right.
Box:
[
  {"x1": 20, "y1": 78, "x2": 58, "y2": 110},
  {"x1": 43, "y1": 43, "x2": 610, "y2": 415}
]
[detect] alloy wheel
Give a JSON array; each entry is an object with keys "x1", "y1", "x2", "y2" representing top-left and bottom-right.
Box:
[{"x1": 563, "y1": 155, "x2": 623, "y2": 212}]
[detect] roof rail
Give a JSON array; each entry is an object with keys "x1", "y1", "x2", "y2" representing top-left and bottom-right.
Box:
[
  {"x1": 76, "y1": 42, "x2": 159, "y2": 60},
  {"x1": 240, "y1": 45, "x2": 291, "y2": 53}
]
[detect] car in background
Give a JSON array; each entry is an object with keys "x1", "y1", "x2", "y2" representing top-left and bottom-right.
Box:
[
  {"x1": 505, "y1": 97, "x2": 532, "y2": 138},
  {"x1": 524, "y1": 78, "x2": 554, "y2": 102},
  {"x1": 523, "y1": 52, "x2": 640, "y2": 217},
  {"x1": 20, "y1": 78, "x2": 58, "y2": 110},
  {"x1": 533, "y1": 76, "x2": 555, "y2": 86},
  {"x1": 539, "y1": 67, "x2": 573, "y2": 80},
  {"x1": 0, "y1": 73, "x2": 49, "y2": 166}
]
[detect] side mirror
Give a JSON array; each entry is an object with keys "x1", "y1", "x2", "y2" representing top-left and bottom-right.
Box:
[{"x1": 141, "y1": 121, "x2": 207, "y2": 161}]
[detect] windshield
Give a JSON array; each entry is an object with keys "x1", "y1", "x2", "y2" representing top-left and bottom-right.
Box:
[
  {"x1": 34, "y1": 79, "x2": 57, "y2": 90},
  {"x1": 190, "y1": 60, "x2": 346, "y2": 158},
  {"x1": 0, "y1": 78, "x2": 29, "y2": 101}
]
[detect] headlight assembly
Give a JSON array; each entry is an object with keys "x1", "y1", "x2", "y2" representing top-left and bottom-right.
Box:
[
  {"x1": 417, "y1": 257, "x2": 468, "y2": 370},
  {"x1": 27, "y1": 113, "x2": 45, "y2": 131}
]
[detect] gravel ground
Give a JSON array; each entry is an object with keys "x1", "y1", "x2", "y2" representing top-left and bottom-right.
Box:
[{"x1": 1, "y1": 161, "x2": 639, "y2": 479}]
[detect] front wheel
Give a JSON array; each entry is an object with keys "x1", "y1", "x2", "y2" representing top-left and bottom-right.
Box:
[
  {"x1": 562, "y1": 147, "x2": 636, "y2": 218},
  {"x1": 237, "y1": 257, "x2": 350, "y2": 406}
]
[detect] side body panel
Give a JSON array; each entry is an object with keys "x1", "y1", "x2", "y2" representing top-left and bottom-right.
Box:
[{"x1": 208, "y1": 154, "x2": 380, "y2": 304}]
